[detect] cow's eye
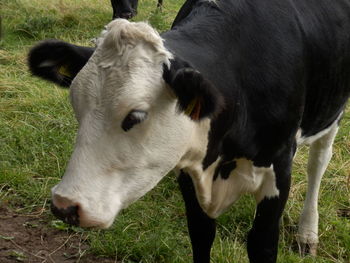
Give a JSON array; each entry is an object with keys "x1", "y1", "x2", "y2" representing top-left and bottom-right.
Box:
[{"x1": 122, "y1": 110, "x2": 148, "y2": 132}]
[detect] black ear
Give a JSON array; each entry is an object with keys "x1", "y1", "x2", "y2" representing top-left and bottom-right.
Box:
[
  {"x1": 163, "y1": 58, "x2": 224, "y2": 121},
  {"x1": 28, "y1": 40, "x2": 95, "y2": 87}
]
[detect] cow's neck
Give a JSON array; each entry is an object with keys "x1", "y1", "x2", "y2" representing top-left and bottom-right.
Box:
[
  {"x1": 177, "y1": 118, "x2": 211, "y2": 173},
  {"x1": 175, "y1": 116, "x2": 230, "y2": 214}
]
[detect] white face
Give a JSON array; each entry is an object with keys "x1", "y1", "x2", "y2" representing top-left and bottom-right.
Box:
[{"x1": 51, "y1": 20, "x2": 195, "y2": 228}]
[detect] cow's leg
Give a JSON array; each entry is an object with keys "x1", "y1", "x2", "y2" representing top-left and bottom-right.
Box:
[
  {"x1": 157, "y1": 0, "x2": 163, "y2": 9},
  {"x1": 247, "y1": 148, "x2": 293, "y2": 263},
  {"x1": 111, "y1": 0, "x2": 117, "y2": 19},
  {"x1": 297, "y1": 124, "x2": 339, "y2": 256},
  {"x1": 178, "y1": 172, "x2": 216, "y2": 263}
]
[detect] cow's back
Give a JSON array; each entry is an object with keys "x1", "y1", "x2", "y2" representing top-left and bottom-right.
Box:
[
  {"x1": 293, "y1": 0, "x2": 350, "y2": 136},
  {"x1": 163, "y1": 0, "x2": 350, "y2": 164}
]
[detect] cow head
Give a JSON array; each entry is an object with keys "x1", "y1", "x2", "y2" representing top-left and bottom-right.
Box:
[
  {"x1": 28, "y1": 19, "x2": 223, "y2": 228},
  {"x1": 111, "y1": 0, "x2": 138, "y2": 20}
]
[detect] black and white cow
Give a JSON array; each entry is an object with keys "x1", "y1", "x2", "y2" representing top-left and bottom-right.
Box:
[
  {"x1": 28, "y1": 0, "x2": 350, "y2": 262},
  {"x1": 111, "y1": 0, "x2": 163, "y2": 19}
]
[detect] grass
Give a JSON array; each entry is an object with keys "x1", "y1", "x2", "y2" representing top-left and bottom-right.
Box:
[{"x1": 1, "y1": 0, "x2": 349, "y2": 262}]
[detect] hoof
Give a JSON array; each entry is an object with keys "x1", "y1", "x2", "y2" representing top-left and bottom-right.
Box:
[{"x1": 298, "y1": 241, "x2": 318, "y2": 257}]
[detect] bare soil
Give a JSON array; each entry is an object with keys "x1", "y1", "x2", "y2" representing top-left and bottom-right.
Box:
[
  {"x1": 2, "y1": 204, "x2": 348, "y2": 263},
  {"x1": 0, "y1": 206, "x2": 116, "y2": 263}
]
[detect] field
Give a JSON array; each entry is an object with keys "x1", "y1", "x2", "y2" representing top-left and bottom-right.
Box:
[{"x1": 1, "y1": 0, "x2": 349, "y2": 262}]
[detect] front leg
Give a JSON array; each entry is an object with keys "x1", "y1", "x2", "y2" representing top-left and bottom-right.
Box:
[
  {"x1": 248, "y1": 149, "x2": 293, "y2": 263},
  {"x1": 178, "y1": 172, "x2": 216, "y2": 263}
]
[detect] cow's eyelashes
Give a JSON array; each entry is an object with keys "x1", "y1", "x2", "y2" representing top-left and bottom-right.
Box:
[{"x1": 122, "y1": 110, "x2": 148, "y2": 132}]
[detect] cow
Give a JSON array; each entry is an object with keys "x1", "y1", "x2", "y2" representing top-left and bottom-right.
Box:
[
  {"x1": 28, "y1": 0, "x2": 350, "y2": 262},
  {"x1": 111, "y1": 0, "x2": 163, "y2": 20}
]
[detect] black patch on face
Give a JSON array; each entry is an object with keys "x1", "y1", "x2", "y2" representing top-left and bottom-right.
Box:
[{"x1": 213, "y1": 160, "x2": 237, "y2": 181}]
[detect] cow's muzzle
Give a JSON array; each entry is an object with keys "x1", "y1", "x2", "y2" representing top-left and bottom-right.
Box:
[{"x1": 51, "y1": 202, "x2": 80, "y2": 226}]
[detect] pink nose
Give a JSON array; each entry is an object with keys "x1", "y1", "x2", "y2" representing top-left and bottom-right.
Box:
[{"x1": 51, "y1": 194, "x2": 80, "y2": 226}]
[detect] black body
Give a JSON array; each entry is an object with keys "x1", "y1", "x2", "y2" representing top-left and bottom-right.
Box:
[{"x1": 163, "y1": 0, "x2": 350, "y2": 261}]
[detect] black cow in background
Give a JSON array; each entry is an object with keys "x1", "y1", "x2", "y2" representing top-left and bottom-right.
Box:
[{"x1": 111, "y1": 0, "x2": 163, "y2": 19}]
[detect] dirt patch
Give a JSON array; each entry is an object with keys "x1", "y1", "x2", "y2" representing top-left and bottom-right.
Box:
[{"x1": 0, "y1": 207, "x2": 116, "y2": 263}]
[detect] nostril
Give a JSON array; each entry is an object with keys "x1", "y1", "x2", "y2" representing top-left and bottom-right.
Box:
[{"x1": 51, "y1": 202, "x2": 80, "y2": 226}]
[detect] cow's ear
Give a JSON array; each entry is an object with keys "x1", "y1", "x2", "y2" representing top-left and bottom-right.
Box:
[
  {"x1": 163, "y1": 58, "x2": 224, "y2": 121},
  {"x1": 28, "y1": 40, "x2": 95, "y2": 87}
]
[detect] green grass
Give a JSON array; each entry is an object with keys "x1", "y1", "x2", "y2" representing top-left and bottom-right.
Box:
[{"x1": 1, "y1": 0, "x2": 349, "y2": 262}]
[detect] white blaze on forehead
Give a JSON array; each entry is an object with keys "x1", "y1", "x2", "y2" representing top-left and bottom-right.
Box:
[
  {"x1": 71, "y1": 19, "x2": 174, "y2": 122},
  {"x1": 100, "y1": 19, "x2": 172, "y2": 61}
]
